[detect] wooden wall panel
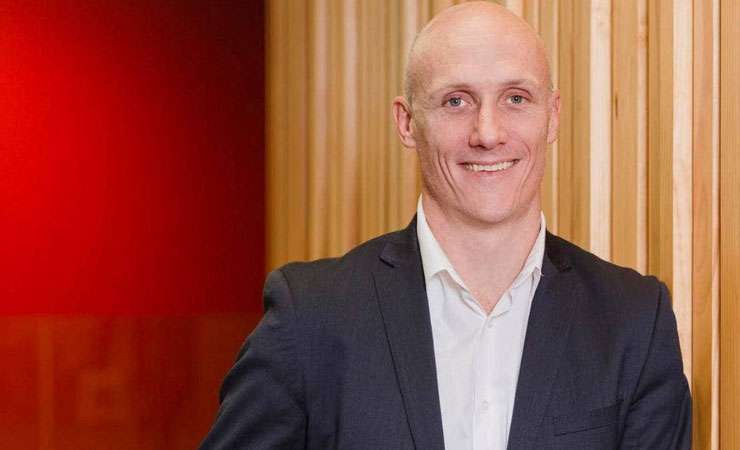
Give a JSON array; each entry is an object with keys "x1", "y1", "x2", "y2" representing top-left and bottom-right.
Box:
[
  {"x1": 647, "y1": 0, "x2": 674, "y2": 293},
  {"x1": 692, "y1": 0, "x2": 720, "y2": 447},
  {"x1": 612, "y1": 0, "x2": 647, "y2": 273},
  {"x1": 720, "y1": 0, "x2": 740, "y2": 447},
  {"x1": 266, "y1": 1, "x2": 739, "y2": 446},
  {"x1": 1, "y1": 315, "x2": 258, "y2": 449},
  {"x1": 538, "y1": 0, "x2": 558, "y2": 232},
  {"x1": 671, "y1": 0, "x2": 694, "y2": 383},
  {"x1": 554, "y1": 0, "x2": 595, "y2": 252},
  {"x1": 589, "y1": 0, "x2": 612, "y2": 260}
]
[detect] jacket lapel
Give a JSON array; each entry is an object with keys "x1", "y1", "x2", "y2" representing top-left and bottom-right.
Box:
[
  {"x1": 372, "y1": 218, "x2": 446, "y2": 450},
  {"x1": 507, "y1": 232, "x2": 580, "y2": 450}
]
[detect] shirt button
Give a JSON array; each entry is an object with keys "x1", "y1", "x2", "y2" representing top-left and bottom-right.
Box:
[
  {"x1": 481, "y1": 401, "x2": 490, "y2": 412},
  {"x1": 486, "y1": 320, "x2": 494, "y2": 328}
]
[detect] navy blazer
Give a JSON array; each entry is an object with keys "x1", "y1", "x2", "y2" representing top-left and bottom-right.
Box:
[{"x1": 201, "y1": 219, "x2": 691, "y2": 449}]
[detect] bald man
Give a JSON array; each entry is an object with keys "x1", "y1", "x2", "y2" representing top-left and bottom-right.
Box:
[{"x1": 201, "y1": 3, "x2": 691, "y2": 449}]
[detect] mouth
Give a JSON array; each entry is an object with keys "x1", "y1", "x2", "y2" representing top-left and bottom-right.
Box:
[{"x1": 461, "y1": 159, "x2": 519, "y2": 173}]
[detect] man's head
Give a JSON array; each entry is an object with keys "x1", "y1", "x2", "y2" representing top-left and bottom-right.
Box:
[{"x1": 393, "y1": 1, "x2": 560, "y2": 228}]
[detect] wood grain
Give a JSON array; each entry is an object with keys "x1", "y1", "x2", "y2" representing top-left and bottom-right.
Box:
[
  {"x1": 308, "y1": 0, "x2": 330, "y2": 259},
  {"x1": 671, "y1": 0, "x2": 694, "y2": 382},
  {"x1": 589, "y1": 0, "x2": 611, "y2": 260},
  {"x1": 720, "y1": 0, "x2": 740, "y2": 447},
  {"x1": 556, "y1": 0, "x2": 574, "y2": 241},
  {"x1": 571, "y1": 0, "x2": 591, "y2": 249},
  {"x1": 611, "y1": 0, "x2": 647, "y2": 273},
  {"x1": 692, "y1": 0, "x2": 720, "y2": 447},
  {"x1": 647, "y1": 0, "x2": 674, "y2": 289},
  {"x1": 539, "y1": 0, "x2": 558, "y2": 231}
]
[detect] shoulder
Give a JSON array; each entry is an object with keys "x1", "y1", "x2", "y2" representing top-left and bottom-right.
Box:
[
  {"x1": 266, "y1": 226, "x2": 412, "y2": 308},
  {"x1": 547, "y1": 232, "x2": 667, "y2": 319},
  {"x1": 547, "y1": 233, "x2": 681, "y2": 377}
]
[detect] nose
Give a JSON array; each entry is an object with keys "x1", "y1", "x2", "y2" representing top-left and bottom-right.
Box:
[{"x1": 469, "y1": 104, "x2": 508, "y2": 150}]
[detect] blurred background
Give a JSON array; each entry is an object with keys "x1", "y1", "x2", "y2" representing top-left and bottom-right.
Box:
[{"x1": 2, "y1": 0, "x2": 739, "y2": 449}]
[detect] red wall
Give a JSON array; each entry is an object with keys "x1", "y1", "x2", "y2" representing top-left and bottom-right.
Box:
[
  {"x1": 1, "y1": 0, "x2": 265, "y2": 314},
  {"x1": 1, "y1": 1, "x2": 265, "y2": 448}
]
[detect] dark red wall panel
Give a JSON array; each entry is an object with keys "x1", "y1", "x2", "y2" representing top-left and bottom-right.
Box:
[{"x1": 1, "y1": 0, "x2": 265, "y2": 314}]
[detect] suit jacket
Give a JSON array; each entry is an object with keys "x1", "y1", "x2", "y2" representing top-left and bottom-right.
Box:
[{"x1": 200, "y1": 218, "x2": 691, "y2": 450}]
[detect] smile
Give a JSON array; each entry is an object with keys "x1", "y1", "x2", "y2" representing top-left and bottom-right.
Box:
[{"x1": 462, "y1": 160, "x2": 518, "y2": 172}]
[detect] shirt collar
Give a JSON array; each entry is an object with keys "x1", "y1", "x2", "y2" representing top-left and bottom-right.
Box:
[{"x1": 416, "y1": 196, "x2": 546, "y2": 288}]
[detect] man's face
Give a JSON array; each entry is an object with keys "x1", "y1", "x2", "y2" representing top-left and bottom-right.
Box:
[{"x1": 398, "y1": 25, "x2": 559, "y2": 227}]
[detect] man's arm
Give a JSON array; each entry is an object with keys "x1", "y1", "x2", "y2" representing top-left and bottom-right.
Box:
[
  {"x1": 200, "y1": 269, "x2": 307, "y2": 450},
  {"x1": 620, "y1": 281, "x2": 692, "y2": 449}
]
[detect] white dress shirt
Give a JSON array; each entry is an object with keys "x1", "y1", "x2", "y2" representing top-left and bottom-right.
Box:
[{"x1": 416, "y1": 198, "x2": 546, "y2": 450}]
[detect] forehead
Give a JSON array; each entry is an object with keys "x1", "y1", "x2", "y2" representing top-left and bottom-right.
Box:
[{"x1": 412, "y1": 19, "x2": 549, "y2": 96}]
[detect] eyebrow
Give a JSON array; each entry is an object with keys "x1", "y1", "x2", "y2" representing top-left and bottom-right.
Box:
[{"x1": 427, "y1": 77, "x2": 542, "y2": 97}]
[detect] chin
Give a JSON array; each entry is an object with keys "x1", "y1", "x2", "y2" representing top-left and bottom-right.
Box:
[{"x1": 462, "y1": 203, "x2": 518, "y2": 226}]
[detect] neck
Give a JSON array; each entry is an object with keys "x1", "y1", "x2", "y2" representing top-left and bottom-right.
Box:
[{"x1": 422, "y1": 195, "x2": 542, "y2": 313}]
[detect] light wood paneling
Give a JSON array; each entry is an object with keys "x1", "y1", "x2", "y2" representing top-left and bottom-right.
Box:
[
  {"x1": 538, "y1": 0, "x2": 558, "y2": 232},
  {"x1": 720, "y1": 0, "x2": 740, "y2": 447},
  {"x1": 266, "y1": 2, "x2": 739, "y2": 446},
  {"x1": 589, "y1": 0, "x2": 611, "y2": 260},
  {"x1": 692, "y1": 0, "x2": 720, "y2": 448},
  {"x1": 647, "y1": 0, "x2": 674, "y2": 292},
  {"x1": 556, "y1": 0, "x2": 574, "y2": 240},
  {"x1": 612, "y1": 0, "x2": 647, "y2": 273},
  {"x1": 308, "y1": 0, "x2": 330, "y2": 259},
  {"x1": 554, "y1": 0, "x2": 594, "y2": 251},
  {"x1": 671, "y1": 0, "x2": 694, "y2": 383}
]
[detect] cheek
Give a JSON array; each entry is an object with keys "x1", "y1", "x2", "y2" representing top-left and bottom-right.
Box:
[
  {"x1": 415, "y1": 117, "x2": 471, "y2": 186},
  {"x1": 509, "y1": 112, "x2": 550, "y2": 152},
  {"x1": 425, "y1": 114, "x2": 474, "y2": 149}
]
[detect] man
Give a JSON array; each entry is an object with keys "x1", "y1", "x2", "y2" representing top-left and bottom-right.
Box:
[{"x1": 201, "y1": 2, "x2": 691, "y2": 449}]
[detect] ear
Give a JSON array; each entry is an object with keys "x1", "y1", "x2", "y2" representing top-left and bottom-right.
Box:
[
  {"x1": 392, "y1": 96, "x2": 417, "y2": 148},
  {"x1": 546, "y1": 90, "x2": 561, "y2": 144}
]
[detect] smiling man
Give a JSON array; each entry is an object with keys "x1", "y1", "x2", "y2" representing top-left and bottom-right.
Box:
[{"x1": 201, "y1": 3, "x2": 691, "y2": 449}]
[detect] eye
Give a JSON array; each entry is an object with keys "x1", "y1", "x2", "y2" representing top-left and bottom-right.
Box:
[
  {"x1": 508, "y1": 94, "x2": 527, "y2": 105},
  {"x1": 446, "y1": 96, "x2": 465, "y2": 107}
]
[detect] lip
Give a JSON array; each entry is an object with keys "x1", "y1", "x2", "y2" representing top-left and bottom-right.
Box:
[
  {"x1": 458, "y1": 159, "x2": 520, "y2": 176},
  {"x1": 459, "y1": 158, "x2": 520, "y2": 165}
]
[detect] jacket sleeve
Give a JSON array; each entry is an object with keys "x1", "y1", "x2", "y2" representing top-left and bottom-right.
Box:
[
  {"x1": 200, "y1": 268, "x2": 307, "y2": 450},
  {"x1": 620, "y1": 281, "x2": 692, "y2": 449}
]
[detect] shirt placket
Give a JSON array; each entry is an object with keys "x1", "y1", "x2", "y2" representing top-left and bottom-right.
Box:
[{"x1": 472, "y1": 298, "x2": 506, "y2": 449}]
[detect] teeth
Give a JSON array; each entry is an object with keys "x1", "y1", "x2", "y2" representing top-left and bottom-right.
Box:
[{"x1": 464, "y1": 160, "x2": 516, "y2": 172}]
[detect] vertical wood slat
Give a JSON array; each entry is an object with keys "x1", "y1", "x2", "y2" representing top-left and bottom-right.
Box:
[
  {"x1": 360, "y1": 1, "x2": 391, "y2": 240},
  {"x1": 266, "y1": 0, "x2": 291, "y2": 265},
  {"x1": 556, "y1": 0, "x2": 574, "y2": 240},
  {"x1": 647, "y1": 0, "x2": 674, "y2": 292},
  {"x1": 570, "y1": 1, "x2": 591, "y2": 249},
  {"x1": 589, "y1": 0, "x2": 611, "y2": 260},
  {"x1": 327, "y1": 0, "x2": 345, "y2": 257},
  {"x1": 340, "y1": 0, "x2": 360, "y2": 251},
  {"x1": 611, "y1": 0, "x2": 647, "y2": 273},
  {"x1": 672, "y1": 0, "x2": 694, "y2": 383},
  {"x1": 692, "y1": 0, "x2": 720, "y2": 447},
  {"x1": 308, "y1": 0, "x2": 330, "y2": 259},
  {"x1": 386, "y1": 0, "x2": 402, "y2": 231},
  {"x1": 720, "y1": 0, "x2": 740, "y2": 447},
  {"x1": 539, "y1": 0, "x2": 558, "y2": 232},
  {"x1": 710, "y1": 0, "x2": 720, "y2": 445},
  {"x1": 522, "y1": 0, "x2": 539, "y2": 27},
  {"x1": 285, "y1": 1, "x2": 310, "y2": 264},
  {"x1": 399, "y1": 0, "x2": 423, "y2": 226},
  {"x1": 358, "y1": 0, "x2": 372, "y2": 240}
]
